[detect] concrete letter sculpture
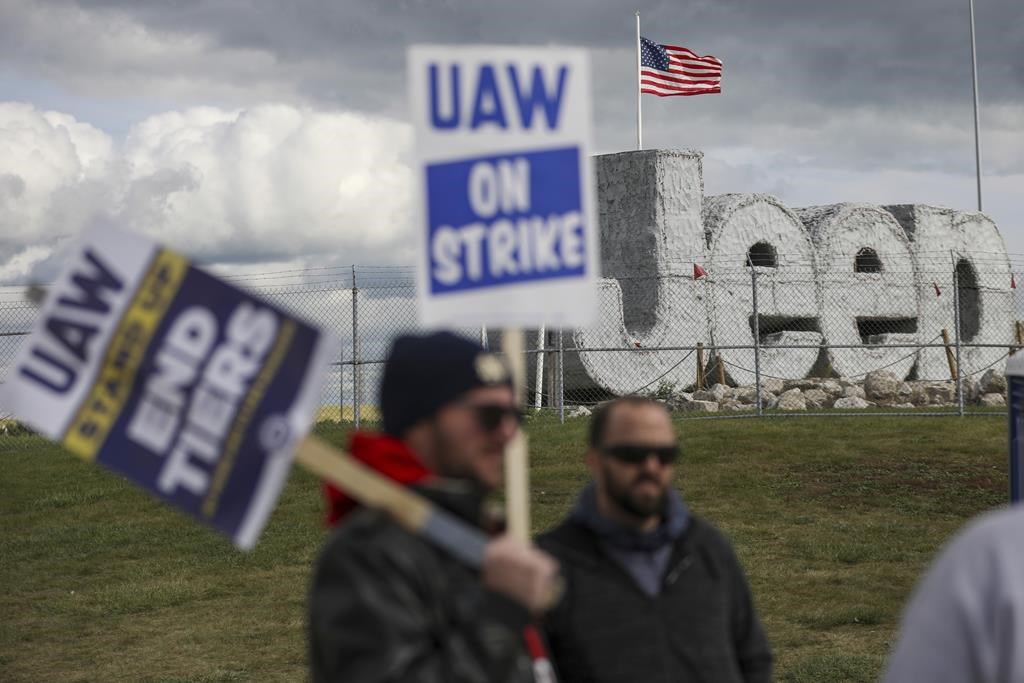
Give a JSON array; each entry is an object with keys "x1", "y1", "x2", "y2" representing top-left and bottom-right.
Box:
[{"x1": 566, "y1": 149, "x2": 1012, "y2": 396}]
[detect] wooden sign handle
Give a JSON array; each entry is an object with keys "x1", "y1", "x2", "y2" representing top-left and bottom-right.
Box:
[
  {"x1": 501, "y1": 328, "x2": 531, "y2": 542},
  {"x1": 295, "y1": 435, "x2": 488, "y2": 568}
]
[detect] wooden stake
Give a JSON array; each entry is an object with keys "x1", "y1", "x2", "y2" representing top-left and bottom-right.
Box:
[
  {"x1": 696, "y1": 342, "x2": 706, "y2": 390},
  {"x1": 941, "y1": 328, "x2": 958, "y2": 379}
]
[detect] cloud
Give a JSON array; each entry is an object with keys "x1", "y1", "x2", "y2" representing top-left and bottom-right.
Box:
[{"x1": 0, "y1": 102, "x2": 415, "y2": 283}]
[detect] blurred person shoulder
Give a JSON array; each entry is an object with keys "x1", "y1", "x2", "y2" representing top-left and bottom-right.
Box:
[{"x1": 882, "y1": 504, "x2": 1024, "y2": 683}]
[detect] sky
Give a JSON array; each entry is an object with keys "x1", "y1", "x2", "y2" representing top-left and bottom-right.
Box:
[{"x1": 0, "y1": 0, "x2": 1021, "y2": 285}]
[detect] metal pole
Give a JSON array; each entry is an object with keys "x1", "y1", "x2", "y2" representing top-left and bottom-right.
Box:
[
  {"x1": 480, "y1": 325, "x2": 488, "y2": 349},
  {"x1": 750, "y1": 260, "x2": 763, "y2": 416},
  {"x1": 352, "y1": 265, "x2": 360, "y2": 429},
  {"x1": 952, "y1": 252, "x2": 965, "y2": 416},
  {"x1": 1010, "y1": 375, "x2": 1023, "y2": 503},
  {"x1": 534, "y1": 326, "x2": 546, "y2": 410},
  {"x1": 969, "y1": 0, "x2": 983, "y2": 211},
  {"x1": 635, "y1": 11, "x2": 643, "y2": 150},
  {"x1": 558, "y1": 328, "x2": 565, "y2": 424}
]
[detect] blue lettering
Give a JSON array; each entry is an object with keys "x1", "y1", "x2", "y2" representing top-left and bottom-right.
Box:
[
  {"x1": 507, "y1": 65, "x2": 568, "y2": 130},
  {"x1": 20, "y1": 347, "x2": 76, "y2": 394},
  {"x1": 58, "y1": 249, "x2": 123, "y2": 314},
  {"x1": 429, "y1": 64, "x2": 460, "y2": 129},
  {"x1": 45, "y1": 316, "x2": 99, "y2": 362},
  {"x1": 470, "y1": 65, "x2": 507, "y2": 130}
]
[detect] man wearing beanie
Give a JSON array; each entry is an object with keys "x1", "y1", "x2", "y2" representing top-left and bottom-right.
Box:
[
  {"x1": 309, "y1": 331, "x2": 559, "y2": 683},
  {"x1": 537, "y1": 396, "x2": 772, "y2": 683}
]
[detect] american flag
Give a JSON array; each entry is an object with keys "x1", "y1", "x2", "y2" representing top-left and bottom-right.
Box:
[{"x1": 640, "y1": 36, "x2": 722, "y2": 97}]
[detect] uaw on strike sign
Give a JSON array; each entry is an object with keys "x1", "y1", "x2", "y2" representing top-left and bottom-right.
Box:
[
  {"x1": 409, "y1": 46, "x2": 599, "y2": 327},
  {"x1": 0, "y1": 226, "x2": 335, "y2": 549}
]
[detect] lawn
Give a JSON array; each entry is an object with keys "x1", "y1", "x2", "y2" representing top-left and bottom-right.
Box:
[{"x1": 0, "y1": 414, "x2": 1009, "y2": 682}]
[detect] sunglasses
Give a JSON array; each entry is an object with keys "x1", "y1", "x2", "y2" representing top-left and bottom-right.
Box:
[
  {"x1": 465, "y1": 403, "x2": 525, "y2": 432},
  {"x1": 601, "y1": 444, "x2": 680, "y2": 465}
]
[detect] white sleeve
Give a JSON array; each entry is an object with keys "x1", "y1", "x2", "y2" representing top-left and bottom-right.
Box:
[{"x1": 882, "y1": 509, "x2": 1024, "y2": 683}]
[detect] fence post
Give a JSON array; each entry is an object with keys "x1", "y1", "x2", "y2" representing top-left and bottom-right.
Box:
[
  {"x1": 352, "y1": 265, "x2": 361, "y2": 428},
  {"x1": 952, "y1": 252, "x2": 965, "y2": 416},
  {"x1": 696, "y1": 342, "x2": 706, "y2": 390},
  {"x1": 338, "y1": 350, "x2": 344, "y2": 425},
  {"x1": 749, "y1": 259, "x2": 763, "y2": 416},
  {"x1": 534, "y1": 326, "x2": 546, "y2": 410},
  {"x1": 558, "y1": 328, "x2": 565, "y2": 424}
]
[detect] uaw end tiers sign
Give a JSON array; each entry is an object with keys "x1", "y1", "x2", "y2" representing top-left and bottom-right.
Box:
[{"x1": 1, "y1": 226, "x2": 336, "y2": 549}]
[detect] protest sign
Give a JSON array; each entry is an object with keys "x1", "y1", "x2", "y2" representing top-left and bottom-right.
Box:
[
  {"x1": 408, "y1": 45, "x2": 599, "y2": 328},
  {"x1": 1, "y1": 225, "x2": 336, "y2": 549}
]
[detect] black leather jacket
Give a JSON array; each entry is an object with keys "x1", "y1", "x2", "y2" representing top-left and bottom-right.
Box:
[{"x1": 309, "y1": 481, "x2": 536, "y2": 683}]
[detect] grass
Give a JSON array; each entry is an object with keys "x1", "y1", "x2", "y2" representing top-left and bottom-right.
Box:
[{"x1": 0, "y1": 414, "x2": 1009, "y2": 682}]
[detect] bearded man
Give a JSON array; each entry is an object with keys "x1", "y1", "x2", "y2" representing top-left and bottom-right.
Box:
[{"x1": 537, "y1": 396, "x2": 772, "y2": 683}]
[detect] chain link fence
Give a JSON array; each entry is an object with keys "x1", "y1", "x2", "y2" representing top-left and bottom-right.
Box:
[{"x1": 3, "y1": 255, "x2": 1022, "y2": 449}]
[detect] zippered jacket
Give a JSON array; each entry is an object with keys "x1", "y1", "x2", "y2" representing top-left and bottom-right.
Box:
[{"x1": 537, "y1": 515, "x2": 772, "y2": 683}]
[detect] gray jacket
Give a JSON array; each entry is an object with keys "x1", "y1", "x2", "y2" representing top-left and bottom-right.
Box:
[{"x1": 883, "y1": 504, "x2": 1024, "y2": 683}]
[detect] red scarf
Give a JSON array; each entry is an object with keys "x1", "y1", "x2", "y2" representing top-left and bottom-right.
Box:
[
  {"x1": 322, "y1": 432, "x2": 432, "y2": 526},
  {"x1": 320, "y1": 431, "x2": 558, "y2": 682}
]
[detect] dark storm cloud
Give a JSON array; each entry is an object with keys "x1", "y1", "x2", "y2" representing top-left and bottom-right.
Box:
[
  {"x1": 0, "y1": 0, "x2": 1020, "y2": 267},
  {"x1": 11, "y1": 0, "x2": 1021, "y2": 111}
]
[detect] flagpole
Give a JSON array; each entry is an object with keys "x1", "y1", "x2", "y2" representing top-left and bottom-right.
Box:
[
  {"x1": 630, "y1": 10, "x2": 638, "y2": 150},
  {"x1": 968, "y1": 0, "x2": 983, "y2": 211}
]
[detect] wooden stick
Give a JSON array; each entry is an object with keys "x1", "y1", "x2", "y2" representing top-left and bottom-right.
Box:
[
  {"x1": 696, "y1": 342, "x2": 706, "y2": 390},
  {"x1": 501, "y1": 328, "x2": 530, "y2": 542},
  {"x1": 295, "y1": 435, "x2": 488, "y2": 568},
  {"x1": 941, "y1": 328, "x2": 958, "y2": 380}
]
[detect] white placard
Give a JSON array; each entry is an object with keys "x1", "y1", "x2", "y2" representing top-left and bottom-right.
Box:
[{"x1": 408, "y1": 45, "x2": 599, "y2": 327}]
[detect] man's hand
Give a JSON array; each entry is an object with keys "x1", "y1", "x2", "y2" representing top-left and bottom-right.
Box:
[{"x1": 483, "y1": 535, "x2": 561, "y2": 614}]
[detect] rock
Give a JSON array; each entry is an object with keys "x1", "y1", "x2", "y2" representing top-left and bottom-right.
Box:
[
  {"x1": 803, "y1": 388, "x2": 830, "y2": 410},
  {"x1": 693, "y1": 383, "x2": 731, "y2": 402},
  {"x1": 783, "y1": 378, "x2": 823, "y2": 392},
  {"x1": 907, "y1": 382, "x2": 930, "y2": 406},
  {"x1": 666, "y1": 393, "x2": 695, "y2": 411},
  {"x1": 897, "y1": 382, "x2": 913, "y2": 402},
  {"x1": 720, "y1": 400, "x2": 754, "y2": 412},
  {"x1": 962, "y1": 375, "x2": 981, "y2": 403},
  {"x1": 925, "y1": 382, "x2": 956, "y2": 406},
  {"x1": 864, "y1": 370, "x2": 900, "y2": 402},
  {"x1": 834, "y1": 396, "x2": 871, "y2": 410},
  {"x1": 761, "y1": 378, "x2": 786, "y2": 394},
  {"x1": 842, "y1": 385, "x2": 866, "y2": 399},
  {"x1": 775, "y1": 390, "x2": 807, "y2": 411},
  {"x1": 678, "y1": 399, "x2": 719, "y2": 413},
  {"x1": 568, "y1": 406, "x2": 592, "y2": 418},
  {"x1": 735, "y1": 386, "x2": 773, "y2": 405},
  {"x1": 979, "y1": 392, "x2": 1006, "y2": 407},
  {"x1": 893, "y1": 403, "x2": 917, "y2": 409},
  {"x1": 820, "y1": 380, "x2": 844, "y2": 397},
  {"x1": 980, "y1": 369, "x2": 1007, "y2": 395}
]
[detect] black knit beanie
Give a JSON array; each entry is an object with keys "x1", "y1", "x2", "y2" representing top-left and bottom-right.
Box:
[{"x1": 380, "y1": 331, "x2": 512, "y2": 437}]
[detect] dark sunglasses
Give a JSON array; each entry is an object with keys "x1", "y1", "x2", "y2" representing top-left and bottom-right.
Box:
[
  {"x1": 465, "y1": 404, "x2": 525, "y2": 432},
  {"x1": 601, "y1": 444, "x2": 680, "y2": 465}
]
